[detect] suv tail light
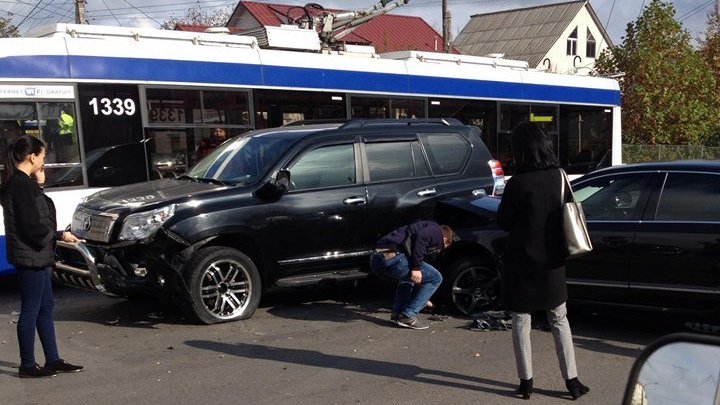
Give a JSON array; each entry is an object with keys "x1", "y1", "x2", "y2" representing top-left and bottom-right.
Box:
[{"x1": 488, "y1": 159, "x2": 505, "y2": 196}]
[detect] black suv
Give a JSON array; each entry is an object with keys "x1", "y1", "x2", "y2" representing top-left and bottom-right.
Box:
[{"x1": 55, "y1": 119, "x2": 503, "y2": 324}]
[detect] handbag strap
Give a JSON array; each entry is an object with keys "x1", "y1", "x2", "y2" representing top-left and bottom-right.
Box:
[{"x1": 559, "y1": 168, "x2": 575, "y2": 204}]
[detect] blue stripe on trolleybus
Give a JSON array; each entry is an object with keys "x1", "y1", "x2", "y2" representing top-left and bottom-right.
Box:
[
  {"x1": 0, "y1": 236, "x2": 15, "y2": 276},
  {"x1": 0, "y1": 55, "x2": 621, "y2": 106}
]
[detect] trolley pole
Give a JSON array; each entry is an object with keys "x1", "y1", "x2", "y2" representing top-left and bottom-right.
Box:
[{"x1": 75, "y1": 0, "x2": 87, "y2": 24}]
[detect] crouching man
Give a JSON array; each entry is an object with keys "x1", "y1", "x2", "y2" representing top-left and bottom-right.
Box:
[{"x1": 370, "y1": 221, "x2": 454, "y2": 330}]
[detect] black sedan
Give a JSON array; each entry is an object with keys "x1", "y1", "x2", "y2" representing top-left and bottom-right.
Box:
[{"x1": 436, "y1": 160, "x2": 720, "y2": 316}]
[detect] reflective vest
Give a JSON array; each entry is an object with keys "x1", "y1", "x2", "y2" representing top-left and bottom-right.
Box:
[{"x1": 59, "y1": 111, "x2": 76, "y2": 143}]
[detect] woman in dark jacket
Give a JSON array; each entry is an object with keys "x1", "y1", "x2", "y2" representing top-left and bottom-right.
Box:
[
  {"x1": 1, "y1": 136, "x2": 83, "y2": 378},
  {"x1": 497, "y1": 123, "x2": 589, "y2": 400}
]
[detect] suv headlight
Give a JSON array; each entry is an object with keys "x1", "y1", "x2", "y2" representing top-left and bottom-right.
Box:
[{"x1": 118, "y1": 204, "x2": 176, "y2": 241}]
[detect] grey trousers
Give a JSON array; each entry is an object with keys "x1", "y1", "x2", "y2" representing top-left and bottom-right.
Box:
[{"x1": 511, "y1": 302, "x2": 578, "y2": 380}]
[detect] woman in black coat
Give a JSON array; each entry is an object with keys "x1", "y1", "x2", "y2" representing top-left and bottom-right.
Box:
[
  {"x1": 497, "y1": 123, "x2": 589, "y2": 400},
  {"x1": 1, "y1": 135, "x2": 84, "y2": 378}
]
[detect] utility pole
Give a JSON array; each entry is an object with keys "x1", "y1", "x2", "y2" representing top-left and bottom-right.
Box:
[
  {"x1": 75, "y1": 0, "x2": 87, "y2": 24},
  {"x1": 442, "y1": 0, "x2": 451, "y2": 53},
  {"x1": 716, "y1": 0, "x2": 719, "y2": 18}
]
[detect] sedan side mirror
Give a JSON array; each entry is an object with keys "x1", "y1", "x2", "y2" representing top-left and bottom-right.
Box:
[
  {"x1": 623, "y1": 333, "x2": 720, "y2": 405},
  {"x1": 254, "y1": 169, "x2": 291, "y2": 200}
]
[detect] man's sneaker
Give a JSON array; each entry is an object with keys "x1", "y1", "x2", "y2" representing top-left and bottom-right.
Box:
[
  {"x1": 18, "y1": 364, "x2": 57, "y2": 378},
  {"x1": 396, "y1": 315, "x2": 429, "y2": 330},
  {"x1": 390, "y1": 312, "x2": 400, "y2": 324},
  {"x1": 45, "y1": 359, "x2": 83, "y2": 373}
]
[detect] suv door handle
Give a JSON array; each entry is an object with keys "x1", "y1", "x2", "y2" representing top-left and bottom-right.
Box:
[
  {"x1": 343, "y1": 196, "x2": 367, "y2": 206},
  {"x1": 417, "y1": 188, "x2": 437, "y2": 197}
]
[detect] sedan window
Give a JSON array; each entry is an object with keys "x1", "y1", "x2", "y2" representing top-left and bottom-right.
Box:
[
  {"x1": 573, "y1": 173, "x2": 651, "y2": 221},
  {"x1": 655, "y1": 173, "x2": 720, "y2": 222}
]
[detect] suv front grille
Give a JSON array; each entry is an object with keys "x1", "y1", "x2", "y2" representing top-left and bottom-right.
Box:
[{"x1": 71, "y1": 207, "x2": 118, "y2": 243}]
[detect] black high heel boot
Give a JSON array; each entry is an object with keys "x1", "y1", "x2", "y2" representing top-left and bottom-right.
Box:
[
  {"x1": 566, "y1": 377, "x2": 590, "y2": 400},
  {"x1": 517, "y1": 378, "x2": 533, "y2": 400}
]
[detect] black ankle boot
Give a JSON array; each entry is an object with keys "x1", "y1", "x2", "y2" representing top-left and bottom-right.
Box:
[
  {"x1": 566, "y1": 377, "x2": 590, "y2": 400},
  {"x1": 517, "y1": 378, "x2": 533, "y2": 400}
]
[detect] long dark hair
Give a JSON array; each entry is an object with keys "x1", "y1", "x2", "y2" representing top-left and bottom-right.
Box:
[
  {"x1": 2, "y1": 135, "x2": 45, "y2": 185},
  {"x1": 510, "y1": 122, "x2": 559, "y2": 172}
]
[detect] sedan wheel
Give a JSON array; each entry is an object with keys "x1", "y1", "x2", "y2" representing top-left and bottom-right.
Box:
[{"x1": 442, "y1": 258, "x2": 500, "y2": 316}]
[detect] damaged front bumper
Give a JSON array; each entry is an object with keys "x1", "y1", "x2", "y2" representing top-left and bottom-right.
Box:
[
  {"x1": 54, "y1": 230, "x2": 194, "y2": 297},
  {"x1": 53, "y1": 240, "x2": 114, "y2": 296}
]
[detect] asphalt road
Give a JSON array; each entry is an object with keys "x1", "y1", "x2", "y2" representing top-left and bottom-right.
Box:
[{"x1": 0, "y1": 277, "x2": 699, "y2": 405}]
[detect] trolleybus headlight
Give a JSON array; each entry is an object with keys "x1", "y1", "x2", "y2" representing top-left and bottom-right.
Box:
[{"x1": 118, "y1": 204, "x2": 176, "y2": 241}]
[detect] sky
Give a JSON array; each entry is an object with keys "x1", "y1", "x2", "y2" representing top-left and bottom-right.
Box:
[{"x1": 0, "y1": 0, "x2": 715, "y2": 47}]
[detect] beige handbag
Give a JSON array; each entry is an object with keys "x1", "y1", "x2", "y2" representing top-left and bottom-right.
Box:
[{"x1": 560, "y1": 169, "x2": 593, "y2": 258}]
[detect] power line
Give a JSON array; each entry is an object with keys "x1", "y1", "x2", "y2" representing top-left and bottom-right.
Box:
[
  {"x1": 638, "y1": 0, "x2": 646, "y2": 18},
  {"x1": 678, "y1": 0, "x2": 713, "y2": 22},
  {"x1": 14, "y1": 0, "x2": 45, "y2": 28},
  {"x1": 120, "y1": 0, "x2": 163, "y2": 25},
  {"x1": 605, "y1": 0, "x2": 617, "y2": 31},
  {"x1": 101, "y1": 0, "x2": 121, "y2": 25}
]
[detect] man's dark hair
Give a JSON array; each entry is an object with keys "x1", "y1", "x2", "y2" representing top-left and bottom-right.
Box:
[{"x1": 510, "y1": 122, "x2": 559, "y2": 172}]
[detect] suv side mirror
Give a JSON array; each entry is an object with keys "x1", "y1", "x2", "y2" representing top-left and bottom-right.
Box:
[
  {"x1": 254, "y1": 170, "x2": 291, "y2": 200},
  {"x1": 623, "y1": 333, "x2": 720, "y2": 405}
]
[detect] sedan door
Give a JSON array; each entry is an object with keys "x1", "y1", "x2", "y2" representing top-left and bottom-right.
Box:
[
  {"x1": 628, "y1": 172, "x2": 720, "y2": 311},
  {"x1": 567, "y1": 172, "x2": 655, "y2": 304}
]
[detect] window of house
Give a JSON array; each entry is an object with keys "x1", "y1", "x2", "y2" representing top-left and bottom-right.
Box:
[
  {"x1": 567, "y1": 27, "x2": 578, "y2": 56},
  {"x1": 586, "y1": 29, "x2": 596, "y2": 58}
]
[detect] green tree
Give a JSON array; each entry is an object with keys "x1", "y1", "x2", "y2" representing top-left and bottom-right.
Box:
[
  {"x1": 160, "y1": 5, "x2": 232, "y2": 30},
  {"x1": 0, "y1": 14, "x2": 19, "y2": 37},
  {"x1": 701, "y1": 11, "x2": 720, "y2": 85},
  {"x1": 594, "y1": 0, "x2": 719, "y2": 146}
]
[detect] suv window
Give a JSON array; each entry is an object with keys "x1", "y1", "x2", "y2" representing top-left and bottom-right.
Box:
[
  {"x1": 289, "y1": 144, "x2": 356, "y2": 190},
  {"x1": 366, "y1": 141, "x2": 430, "y2": 182},
  {"x1": 419, "y1": 133, "x2": 470, "y2": 175},
  {"x1": 655, "y1": 173, "x2": 720, "y2": 222},
  {"x1": 573, "y1": 173, "x2": 651, "y2": 221}
]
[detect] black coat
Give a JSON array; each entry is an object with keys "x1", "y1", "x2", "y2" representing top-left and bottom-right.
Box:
[
  {"x1": 1, "y1": 170, "x2": 60, "y2": 268},
  {"x1": 497, "y1": 167, "x2": 568, "y2": 312}
]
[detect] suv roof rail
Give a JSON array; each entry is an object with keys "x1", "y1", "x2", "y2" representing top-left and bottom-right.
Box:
[
  {"x1": 340, "y1": 118, "x2": 463, "y2": 129},
  {"x1": 282, "y1": 118, "x2": 350, "y2": 127}
]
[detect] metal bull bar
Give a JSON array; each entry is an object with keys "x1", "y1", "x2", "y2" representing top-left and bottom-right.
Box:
[{"x1": 54, "y1": 240, "x2": 113, "y2": 296}]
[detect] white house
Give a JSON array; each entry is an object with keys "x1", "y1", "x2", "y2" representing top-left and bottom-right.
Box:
[{"x1": 454, "y1": 1, "x2": 613, "y2": 75}]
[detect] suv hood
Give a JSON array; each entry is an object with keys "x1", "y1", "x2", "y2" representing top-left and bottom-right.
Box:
[{"x1": 81, "y1": 178, "x2": 222, "y2": 213}]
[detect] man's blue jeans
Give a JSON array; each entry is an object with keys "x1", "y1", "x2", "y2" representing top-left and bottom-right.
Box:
[
  {"x1": 16, "y1": 266, "x2": 60, "y2": 368},
  {"x1": 371, "y1": 253, "x2": 443, "y2": 318}
]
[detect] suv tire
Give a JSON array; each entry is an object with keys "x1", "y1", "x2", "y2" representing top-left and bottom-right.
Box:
[
  {"x1": 440, "y1": 257, "x2": 500, "y2": 316},
  {"x1": 184, "y1": 246, "x2": 262, "y2": 324}
]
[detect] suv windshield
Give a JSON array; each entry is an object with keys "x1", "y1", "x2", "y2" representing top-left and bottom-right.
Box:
[{"x1": 186, "y1": 135, "x2": 293, "y2": 185}]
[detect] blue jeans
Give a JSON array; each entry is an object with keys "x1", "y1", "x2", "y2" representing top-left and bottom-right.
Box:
[
  {"x1": 16, "y1": 266, "x2": 60, "y2": 368},
  {"x1": 371, "y1": 253, "x2": 443, "y2": 318}
]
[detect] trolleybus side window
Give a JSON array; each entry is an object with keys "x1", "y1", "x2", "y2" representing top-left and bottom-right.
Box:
[
  {"x1": 0, "y1": 102, "x2": 83, "y2": 188},
  {"x1": 78, "y1": 83, "x2": 144, "y2": 187},
  {"x1": 145, "y1": 87, "x2": 252, "y2": 178}
]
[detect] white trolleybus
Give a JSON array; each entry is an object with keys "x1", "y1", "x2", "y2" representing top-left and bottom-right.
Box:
[{"x1": 0, "y1": 22, "x2": 621, "y2": 276}]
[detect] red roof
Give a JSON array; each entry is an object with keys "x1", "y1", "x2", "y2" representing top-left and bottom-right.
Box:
[{"x1": 232, "y1": 1, "x2": 459, "y2": 53}]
